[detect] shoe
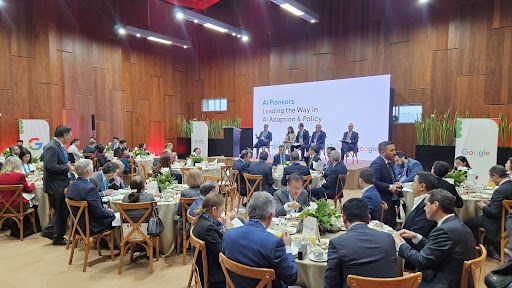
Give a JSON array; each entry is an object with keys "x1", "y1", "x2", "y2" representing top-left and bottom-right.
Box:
[
  {"x1": 41, "y1": 231, "x2": 53, "y2": 240},
  {"x1": 52, "y1": 238, "x2": 70, "y2": 246}
]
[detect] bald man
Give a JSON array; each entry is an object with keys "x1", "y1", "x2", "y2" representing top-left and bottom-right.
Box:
[
  {"x1": 108, "y1": 160, "x2": 126, "y2": 190},
  {"x1": 341, "y1": 123, "x2": 359, "y2": 161}
]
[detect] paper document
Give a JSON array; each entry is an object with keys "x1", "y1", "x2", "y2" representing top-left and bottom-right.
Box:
[
  {"x1": 231, "y1": 218, "x2": 244, "y2": 228},
  {"x1": 314, "y1": 161, "x2": 325, "y2": 171},
  {"x1": 112, "y1": 212, "x2": 121, "y2": 227}
]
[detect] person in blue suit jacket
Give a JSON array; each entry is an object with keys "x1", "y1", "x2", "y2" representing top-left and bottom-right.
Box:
[
  {"x1": 232, "y1": 150, "x2": 252, "y2": 197},
  {"x1": 311, "y1": 151, "x2": 347, "y2": 199},
  {"x1": 394, "y1": 151, "x2": 423, "y2": 183},
  {"x1": 272, "y1": 145, "x2": 291, "y2": 166},
  {"x1": 325, "y1": 198, "x2": 396, "y2": 288},
  {"x1": 281, "y1": 151, "x2": 310, "y2": 186},
  {"x1": 248, "y1": 151, "x2": 275, "y2": 194},
  {"x1": 323, "y1": 147, "x2": 336, "y2": 178},
  {"x1": 358, "y1": 168, "x2": 382, "y2": 221},
  {"x1": 223, "y1": 192, "x2": 298, "y2": 288},
  {"x1": 305, "y1": 124, "x2": 326, "y2": 151},
  {"x1": 66, "y1": 159, "x2": 115, "y2": 235},
  {"x1": 292, "y1": 123, "x2": 310, "y2": 160},
  {"x1": 396, "y1": 189, "x2": 476, "y2": 288},
  {"x1": 341, "y1": 123, "x2": 359, "y2": 161},
  {"x1": 253, "y1": 124, "x2": 272, "y2": 157},
  {"x1": 369, "y1": 141, "x2": 402, "y2": 229}
]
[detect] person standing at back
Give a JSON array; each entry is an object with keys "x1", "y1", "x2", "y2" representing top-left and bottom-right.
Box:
[{"x1": 40, "y1": 125, "x2": 73, "y2": 245}]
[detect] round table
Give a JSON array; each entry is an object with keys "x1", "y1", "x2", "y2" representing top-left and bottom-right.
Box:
[
  {"x1": 108, "y1": 191, "x2": 177, "y2": 256},
  {"x1": 272, "y1": 171, "x2": 322, "y2": 190},
  {"x1": 171, "y1": 165, "x2": 222, "y2": 178},
  {"x1": 34, "y1": 182, "x2": 49, "y2": 228},
  {"x1": 135, "y1": 157, "x2": 157, "y2": 176}
]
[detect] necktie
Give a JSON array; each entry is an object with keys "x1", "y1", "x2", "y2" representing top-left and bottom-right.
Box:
[
  {"x1": 348, "y1": 132, "x2": 351, "y2": 140},
  {"x1": 61, "y1": 145, "x2": 68, "y2": 162},
  {"x1": 264, "y1": 131, "x2": 267, "y2": 138},
  {"x1": 315, "y1": 133, "x2": 318, "y2": 144},
  {"x1": 298, "y1": 131, "x2": 303, "y2": 144},
  {"x1": 281, "y1": 156, "x2": 284, "y2": 164}
]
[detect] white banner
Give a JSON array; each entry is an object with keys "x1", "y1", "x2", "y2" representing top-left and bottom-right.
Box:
[
  {"x1": 18, "y1": 119, "x2": 50, "y2": 157},
  {"x1": 454, "y1": 118, "x2": 498, "y2": 185},
  {"x1": 191, "y1": 121, "x2": 208, "y2": 157}
]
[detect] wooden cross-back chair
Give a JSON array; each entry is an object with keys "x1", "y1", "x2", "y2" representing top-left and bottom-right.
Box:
[
  {"x1": 187, "y1": 212, "x2": 196, "y2": 227},
  {"x1": 178, "y1": 197, "x2": 198, "y2": 265},
  {"x1": 128, "y1": 158, "x2": 137, "y2": 179},
  {"x1": 219, "y1": 252, "x2": 275, "y2": 288},
  {"x1": 220, "y1": 165, "x2": 232, "y2": 189},
  {"x1": 225, "y1": 158, "x2": 234, "y2": 166},
  {"x1": 334, "y1": 173, "x2": 348, "y2": 209},
  {"x1": 460, "y1": 244, "x2": 487, "y2": 288},
  {"x1": 380, "y1": 201, "x2": 388, "y2": 223},
  {"x1": 479, "y1": 199, "x2": 512, "y2": 263},
  {"x1": 0, "y1": 185, "x2": 37, "y2": 241},
  {"x1": 115, "y1": 201, "x2": 160, "y2": 274},
  {"x1": 82, "y1": 153, "x2": 94, "y2": 159},
  {"x1": 140, "y1": 162, "x2": 148, "y2": 180},
  {"x1": 347, "y1": 272, "x2": 422, "y2": 288},
  {"x1": 230, "y1": 170, "x2": 241, "y2": 209},
  {"x1": 225, "y1": 186, "x2": 236, "y2": 212},
  {"x1": 188, "y1": 228, "x2": 208, "y2": 288},
  {"x1": 181, "y1": 167, "x2": 202, "y2": 184},
  {"x1": 242, "y1": 174, "x2": 262, "y2": 218},
  {"x1": 204, "y1": 175, "x2": 221, "y2": 185},
  {"x1": 65, "y1": 199, "x2": 115, "y2": 272}
]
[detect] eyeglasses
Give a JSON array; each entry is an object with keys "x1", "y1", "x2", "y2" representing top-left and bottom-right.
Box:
[{"x1": 288, "y1": 186, "x2": 302, "y2": 191}]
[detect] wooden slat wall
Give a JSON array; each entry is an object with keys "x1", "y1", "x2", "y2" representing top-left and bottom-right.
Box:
[{"x1": 2, "y1": 0, "x2": 512, "y2": 157}]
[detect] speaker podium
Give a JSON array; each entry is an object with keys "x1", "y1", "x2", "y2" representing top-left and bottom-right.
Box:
[{"x1": 222, "y1": 126, "x2": 241, "y2": 157}]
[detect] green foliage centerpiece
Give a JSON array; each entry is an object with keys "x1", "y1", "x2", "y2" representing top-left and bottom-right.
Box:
[
  {"x1": 299, "y1": 200, "x2": 342, "y2": 234},
  {"x1": 445, "y1": 167, "x2": 467, "y2": 187},
  {"x1": 153, "y1": 172, "x2": 176, "y2": 191},
  {"x1": 190, "y1": 155, "x2": 204, "y2": 164}
]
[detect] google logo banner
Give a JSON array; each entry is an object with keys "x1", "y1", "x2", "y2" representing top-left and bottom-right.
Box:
[{"x1": 18, "y1": 119, "x2": 50, "y2": 157}]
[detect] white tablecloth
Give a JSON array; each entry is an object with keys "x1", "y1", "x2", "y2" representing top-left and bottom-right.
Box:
[
  {"x1": 135, "y1": 157, "x2": 156, "y2": 176},
  {"x1": 34, "y1": 182, "x2": 49, "y2": 228},
  {"x1": 272, "y1": 171, "x2": 322, "y2": 190}
]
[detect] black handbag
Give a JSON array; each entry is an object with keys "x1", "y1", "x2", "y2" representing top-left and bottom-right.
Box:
[
  {"x1": 484, "y1": 261, "x2": 512, "y2": 288},
  {"x1": 147, "y1": 209, "x2": 164, "y2": 236}
]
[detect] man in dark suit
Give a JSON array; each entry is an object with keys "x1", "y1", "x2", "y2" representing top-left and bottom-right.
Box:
[
  {"x1": 306, "y1": 147, "x2": 321, "y2": 170},
  {"x1": 40, "y1": 125, "x2": 73, "y2": 245},
  {"x1": 305, "y1": 123, "x2": 327, "y2": 152},
  {"x1": 323, "y1": 147, "x2": 336, "y2": 178},
  {"x1": 247, "y1": 151, "x2": 274, "y2": 194},
  {"x1": 111, "y1": 136, "x2": 120, "y2": 150},
  {"x1": 291, "y1": 122, "x2": 310, "y2": 160},
  {"x1": 359, "y1": 168, "x2": 383, "y2": 221},
  {"x1": 66, "y1": 159, "x2": 115, "y2": 235},
  {"x1": 311, "y1": 151, "x2": 348, "y2": 199},
  {"x1": 272, "y1": 145, "x2": 291, "y2": 166},
  {"x1": 252, "y1": 124, "x2": 272, "y2": 157},
  {"x1": 325, "y1": 198, "x2": 396, "y2": 288},
  {"x1": 465, "y1": 165, "x2": 512, "y2": 247},
  {"x1": 281, "y1": 151, "x2": 310, "y2": 186},
  {"x1": 113, "y1": 139, "x2": 128, "y2": 158},
  {"x1": 402, "y1": 172, "x2": 438, "y2": 269},
  {"x1": 274, "y1": 173, "x2": 309, "y2": 217},
  {"x1": 232, "y1": 149, "x2": 252, "y2": 197},
  {"x1": 223, "y1": 192, "x2": 298, "y2": 288},
  {"x1": 82, "y1": 139, "x2": 96, "y2": 154},
  {"x1": 431, "y1": 161, "x2": 463, "y2": 208},
  {"x1": 394, "y1": 151, "x2": 423, "y2": 183},
  {"x1": 89, "y1": 161, "x2": 118, "y2": 197},
  {"x1": 369, "y1": 141, "x2": 402, "y2": 229},
  {"x1": 396, "y1": 189, "x2": 476, "y2": 288},
  {"x1": 341, "y1": 123, "x2": 359, "y2": 161}
]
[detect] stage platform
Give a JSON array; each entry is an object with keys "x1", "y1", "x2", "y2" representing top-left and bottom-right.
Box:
[{"x1": 208, "y1": 156, "x2": 371, "y2": 190}]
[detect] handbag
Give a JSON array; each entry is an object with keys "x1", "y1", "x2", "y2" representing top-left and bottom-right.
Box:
[
  {"x1": 147, "y1": 208, "x2": 164, "y2": 236},
  {"x1": 396, "y1": 198, "x2": 407, "y2": 223},
  {"x1": 484, "y1": 261, "x2": 512, "y2": 288}
]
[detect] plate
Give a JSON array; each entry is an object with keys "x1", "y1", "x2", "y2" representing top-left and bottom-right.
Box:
[{"x1": 308, "y1": 253, "x2": 327, "y2": 262}]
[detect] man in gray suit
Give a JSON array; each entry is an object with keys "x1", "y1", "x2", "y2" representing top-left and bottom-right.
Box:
[
  {"x1": 274, "y1": 173, "x2": 309, "y2": 217},
  {"x1": 89, "y1": 161, "x2": 118, "y2": 197},
  {"x1": 40, "y1": 125, "x2": 73, "y2": 245},
  {"x1": 325, "y1": 198, "x2": 396, "y2": 288},
  {"x1": 396, "y1": 189, "x2": 476, "y2": 288}
]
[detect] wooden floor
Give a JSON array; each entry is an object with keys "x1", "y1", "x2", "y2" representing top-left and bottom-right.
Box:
[{"x1": 0, "y1": 189, "x2": 502, "y2": 288}]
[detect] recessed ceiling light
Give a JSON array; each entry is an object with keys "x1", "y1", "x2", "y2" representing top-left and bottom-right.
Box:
[
  {"x1": 193, "y1": 19, "x2": 198, "y2": 23},
  {"x1": 118, "y1": 28, "x2": 126, "y2": 35},
  {"x1": 176, "y1": 12, "x2": 185, "y2": 19},
  {"x1": 241, "y1": 36, "x2": 249, "y2": 42},
  {"x1": 136, "y1": 33, "x2": 141, "y2": 37},
  {"x1": 418, "y1": 0, "x2": 429, "y2": 3}
]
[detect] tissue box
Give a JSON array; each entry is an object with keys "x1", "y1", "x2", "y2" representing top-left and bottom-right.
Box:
[{"x1": 298, "y1": 244, "x2": 308, "y2": 260}]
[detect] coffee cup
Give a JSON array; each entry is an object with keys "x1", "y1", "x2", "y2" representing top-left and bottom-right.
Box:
[{"x1": 313, "y1": 248, "x2": 325, "y2": 260}]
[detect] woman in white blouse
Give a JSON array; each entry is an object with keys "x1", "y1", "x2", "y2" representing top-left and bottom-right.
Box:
[
  {"x1": 67, "y1": 138, "x2": 83, "y2": 161},
  {"x1": 19, "y1": 148, "x2": 36, "y2": 176},
  {"x1": 283, "y1": 126, "x2": 296, "y2": 150}
]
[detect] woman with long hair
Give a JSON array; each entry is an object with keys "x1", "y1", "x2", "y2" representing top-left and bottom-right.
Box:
[
  {"x1": 283, "y1": 126, "x2": 296, "y2": 150},
  {"x1": 122, "y1": 176, "x2": 156, "y2": 222},
  {"x1": 19, "y1": 148, "x2": 35, "y2": 176}
]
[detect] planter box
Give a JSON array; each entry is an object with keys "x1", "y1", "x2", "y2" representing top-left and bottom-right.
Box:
[
  {"x1": 176, "y1": 137, "x2": 191, "y2": 159},
  {"x1": 416, "y1": 145, "x2": 512, "y2": 170}
]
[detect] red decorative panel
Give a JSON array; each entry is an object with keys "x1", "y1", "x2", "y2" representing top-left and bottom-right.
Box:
[{"x1": 164, "y1": 0, "x2": 220, "y2": 10}]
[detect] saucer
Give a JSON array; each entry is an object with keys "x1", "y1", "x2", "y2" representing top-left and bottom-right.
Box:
[{"x1": 308, "y1": 253, "x2": 327, "y2": 262}]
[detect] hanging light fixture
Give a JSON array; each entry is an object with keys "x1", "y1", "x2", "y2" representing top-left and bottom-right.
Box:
[
  {"x1": 115, "y1": 25, "x2": 191, "y2": 48},
  {"x1": 269, "y1": 0, "x2": 319, "y2": 23}
]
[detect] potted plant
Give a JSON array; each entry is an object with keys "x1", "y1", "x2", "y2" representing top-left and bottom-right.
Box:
[
  {"x1": 299, "y1": 200, "x2": 342, "y2": 234},
  {"x1": 445, "y1": 168, "x2": 467, "y2": 187},
  {"x1": 153, "y1": 171, "x2": 176, "y2": 191},
  {"x1": 190, "y1": 155, "x2": 204, "y2": 165}
]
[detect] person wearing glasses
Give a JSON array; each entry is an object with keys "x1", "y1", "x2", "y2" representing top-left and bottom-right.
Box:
[{"x1": 273, "y1": 173, "x2": 309, "y2": 217}]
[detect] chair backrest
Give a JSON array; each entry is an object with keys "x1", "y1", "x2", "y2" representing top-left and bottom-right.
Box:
[
  {"x1": 347, "y1": 272, "x2": 422, "y2": 288},
  {"x1": 115, "y1": 201, "x2": 156, "y2": 244},
  {"x1": 83, "y1": 153, "x2": 94, "y2": 159},
  {"x1": 219, "y1": 252, "x2": 276, "y2": 288},
  {"x1": 180, "y1": 198, "x2": 198, "y2": 234},
  {"x1": 190, "y1": 228, "x2": 207, "y2": 288},
  {"x1": 230, "y1": 170, "x2": 240, "y2": 194},
  {"x1": 141, "y1": 162, "x2": 148, "y2": 180},
  {"x1": 225, "y1": 158, "x2": 234, "y2": 166},
  {"x1": 220, "y1": 165, "x2": 232, "y2": 185},
  {"x1": 380, "y1": 201, "x2": 388, "y2": 223},
  {"x1": 65, "y1": 198, "x2": 90, "y2": 239},
  {"x1": 128, "y1": 158, "x2": 136, "y2": 176},
  {"x1": 187, "y1": 211, "x2": 196, "y2": 226},
  {"x1": 204, "y1": 175, "x2": 221, "y2": 184},
  {"x1": 92, "y1": 157, "x2": 99, "y2": 171},
  {"x1": 501, "y1": 200, "x2": 512, "y2": 234},
  {"x1": 0, "y1": 185, "x2": 25, "y2": 216},
  {"x1": 335, "y1": 173, "x2": 348, "y2": 196},
  {"x1": 244, "y1": 174, "x2": 262, "y2": 200},
  {"x1": 460, "y1": 244, "x2": 487, "y2": 288},
  {"x1": 226, "y1": 186, "x2": 236, "y2": 211},
  {"x1": 181, "y1": 167, "x2": 202, "y2": 184}
]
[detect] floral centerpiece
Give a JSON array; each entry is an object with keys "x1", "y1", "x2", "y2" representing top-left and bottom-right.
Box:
[
  {"x1": 105, "y1": 145, "x2": 112, "y2": 152},
  {"x1": 153, "y1": 171, "x2": 176, "y2": 191},
  {"x1": 31, "y1": 156, "x2": 40, "y2": 164},
  {"x1": 190, "y1": 155, "x2": 204, "y2": 164},
  {"x1": 299, "y1": 200, "x2": 342, "y2": 234},
  {"x1": 2, "y1": 148, "x2": 10, "y2": 157},
  {"x1": 133, "y1": 147, "x2": 146, "y2": 157},
  {"x1": 445, "y1": 166, "x2": 468, "y2": 187},
  {"x1": 281, "y1": 161, "x2": 292, "y2": 167}
]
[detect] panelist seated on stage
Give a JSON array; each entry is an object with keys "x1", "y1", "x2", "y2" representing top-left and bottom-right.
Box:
[
  {"x1": 283, "y1": 126, "x2": 296, "y2": 150},
  {"x1": 340, "y1": 123, "x2": 359, "y2": 160},
  {"x1": 311, "y1": 151, "x2": 347, "y2": 200},
  {"x1": 281, "y1": 151, "x2": 310, "y2": 186},
  {"x1": 252, "y1": 124, "x2": 272, "y2": 157},
  {"x1": 393, "y1": 151, "x2": 423, "y2": 183},
  {"x1": 274, "y1": 173, "x2": 309, "y2": 217},
  {"x1": 291, "y1": 123, "x2": 310, "y2": 160},
  {"x1": 272, "y1": 145, "x2": 291, "y2": 166},
  {"x1": 304, "y1": 124, "x2": 326, "y2": 151}
]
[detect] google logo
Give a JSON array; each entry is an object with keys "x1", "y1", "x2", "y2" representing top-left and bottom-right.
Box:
[
  {"x1": 461, "y1": 148, "x2": 490, "y2": 157},
  {"x1": 28, "y1": 138, "x2": 43, "y2": 151},
  {"x1": 358, "y1": 145, "x2": 379, "y2": 153}
]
